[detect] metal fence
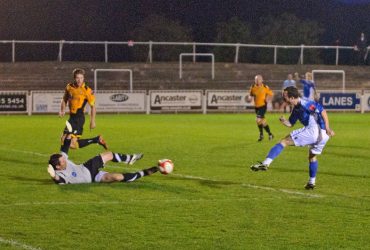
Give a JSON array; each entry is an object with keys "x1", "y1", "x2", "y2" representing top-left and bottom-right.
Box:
[{"x1": 0, "y1": 40, "x2": 367, "y2": 65}]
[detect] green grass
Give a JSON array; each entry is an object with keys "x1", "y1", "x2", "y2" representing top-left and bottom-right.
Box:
[{"x1": 0, "y1": 113, "x2": 369, "y2": 250}]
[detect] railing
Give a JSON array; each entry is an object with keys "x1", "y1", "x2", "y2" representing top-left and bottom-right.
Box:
[{"x1": 0, "y1": 40, "x2": 367, "y2": 65}]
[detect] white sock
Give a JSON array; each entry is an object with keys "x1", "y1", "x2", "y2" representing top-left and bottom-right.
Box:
[
  {"x1": 309, "y1": 177, "x2": 316, "y2": 184},
  {"x1": 262, "y1": 158, "x2": 273, "y2": 166},
  {"x1": 125, "y1": 155, "x2": 131, "y2": 164}
]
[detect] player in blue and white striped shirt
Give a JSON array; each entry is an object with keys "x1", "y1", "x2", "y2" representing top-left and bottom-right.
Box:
[{"x1": 250, "y1": 86, "x2": 335, "y2": 189}]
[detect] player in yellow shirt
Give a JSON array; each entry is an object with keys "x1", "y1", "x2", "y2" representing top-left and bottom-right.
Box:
[
  {"x1": 248, "y1": 75, "x2": 274, "y2": 142},
  {"x1": 59, "y1": 68, "x2": 107, "y2": 150}
]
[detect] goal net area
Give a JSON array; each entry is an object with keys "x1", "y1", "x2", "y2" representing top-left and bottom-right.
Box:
[{"x1": 311, "y1": 70, "x2": 345, "y2": 92}]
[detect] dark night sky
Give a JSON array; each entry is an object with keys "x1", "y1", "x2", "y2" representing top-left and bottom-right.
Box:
[{"x1": 0, "y1": 0, "x2": 370, "y2": 45}]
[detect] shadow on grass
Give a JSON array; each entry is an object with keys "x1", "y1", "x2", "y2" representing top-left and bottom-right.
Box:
[
  {"x1": 329, "y1": 144, "x2": 370, "y2": 151},
  {"x1": 98, "y1": 179, "x2": 191, "y2": 194},
  {"x1": 207, "y1": 141, "x2": 264, "y2": 152},
  {"x1": 3, "y1": 175, "x2": 51, "y2": 185},
  {"x1": 169, "y1": 175, "x2": 240, "y2": 189},
  {"x1": 52, "y1": 177, "x2": 194, "y2": 195},
  {"x1": 325, "y1": 150, "x2": 370, "y2": 161},
  {"x1": 0, "y1": 155, "x2": 43, "y2": 166}
]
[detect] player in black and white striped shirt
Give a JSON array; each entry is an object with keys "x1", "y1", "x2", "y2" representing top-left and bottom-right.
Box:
[{"x1": 47, "y1": 134, "x2": 158, "y2": 184}]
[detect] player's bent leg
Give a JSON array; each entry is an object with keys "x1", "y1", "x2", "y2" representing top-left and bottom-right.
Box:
[
  {"x1": 61, "y1": 134, "x2": 78, "y2": 149},
  {"x1": 60, "y1": 134, "x2": 66, "y2": 146},
  {"x1": 310, "y1": 130, "x2": 330, "y2": 155},
  {"x1": 101, "y1": 152, "x2": 144, "y2": 165},
  {"x1": 120, "y1": 166, "x2": 158, "y2": 183},
  {"x1": 100, "y1": 151, "x2": 114, "y2": 164},
  {"x1": 98, "y1": 135, "x2": 108, "y2": 150},
  {"x1": 100, "y1": 172, "x2": 124, "y2": 183},
  {"x1": 261, "y1": 118, "x2": 273, "y2": 140},
  {"x1": 111, "y1": 152, "x2": 144, "y2": 165},
  {"x1": 256, "y1": 118, "x2": 264, "y2": 141},
  {"x1": 305, "y1": 152, "x2": 318, "y2": 190},
  {"x1": 280, "y1": 135, "x2": 295, "y2": 147},
  {"x1": 70, "y1": 137, "x2": 79, "y2": 149},
  {"x1": 250, "y1": 135, "x2": 293, "y2": 171}
]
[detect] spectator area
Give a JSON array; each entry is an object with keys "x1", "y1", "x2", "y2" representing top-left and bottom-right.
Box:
[{"x1": 1, "y1": 61, "x2": 369, "y2": 91}]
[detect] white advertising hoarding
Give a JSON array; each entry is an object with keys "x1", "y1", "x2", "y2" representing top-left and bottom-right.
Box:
[
  {"x1": 206, "y1": 90, "x2": 254, "y2": 110},
  {"x1": 150, "y1": 90, "x2": 202, "y2": 110},
  {"x1": 362, "y1": 93, "x2": 370, "y2": 112},
  {"x1": 32, "y1": 91, "x2": 146, "y2": 113},
  {"x1": 95, "y1": 91, "x2": 146, "y2": 112},
  {"x1": 32, "y1": 91, "x2": 64, "y2": 113}
]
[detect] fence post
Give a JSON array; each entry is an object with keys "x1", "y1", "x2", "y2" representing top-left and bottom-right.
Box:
[
  {"x1": 58, "y1": 40, "x2": 64, "y2": 62},
  {"x1": 149, "y1": 41, "x2": 153, "y2": 63},
  {"x1": 235, "y1": 44, "x2": 240, "y2": 64},
  {"x1": 179, "y1": 54, "x2": 183, "y2": 79},
  {"x1": 104, "y1": 41, "x2": 108, "y2": 63},
  {"x1": 300, "y1": 44, "x2": 304, "y2": 65},
  {"x1": 193, "y1": 42, "x2": 196, "y2": 63},
  {"x1": 12, "y1": 40, "x2": 15, "y2": 63},
  {"x1": 274, "y1": 46, "x2": 277, "y2": 64}
]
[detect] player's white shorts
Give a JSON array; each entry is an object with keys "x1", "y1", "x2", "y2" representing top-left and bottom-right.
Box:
[
  {"x1": 94, "y1": 171, "x2": 108, "y2": 182},
  {"x1": 290, "y1": 125, "x2": 329, "y2": 155}
]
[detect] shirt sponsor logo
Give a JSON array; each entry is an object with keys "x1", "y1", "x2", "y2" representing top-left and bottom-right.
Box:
[{"x1": 110, "y1": 94, "x2": 129, "y2": 102}]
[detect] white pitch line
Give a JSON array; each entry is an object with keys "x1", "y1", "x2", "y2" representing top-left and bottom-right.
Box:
[
  {"x1": 171, "y1": 173, "x2": 323, "y2": 198},
  {"x1": 0, "y1": 147, "x2": 323, "y2": 198},
  {"x1": 0, "y1": 147, "x2": 48, "y2": 157},
  {"x1": 0, "y1": 237, "x2": 41, "y2": 250},
  {"x1": 0, "y1": 197, "x2": 287, "y2": 208}
]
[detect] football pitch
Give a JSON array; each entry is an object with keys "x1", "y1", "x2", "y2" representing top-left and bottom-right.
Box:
[{"x1": 0, "y1": 113, "x2": 369, "y2": 249}]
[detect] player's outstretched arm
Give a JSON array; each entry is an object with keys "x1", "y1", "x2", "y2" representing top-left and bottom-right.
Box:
[
  {"x1": 47, "y1": 164, "x2": 66, "y2": 184},
  {"x1": 59, "y1": 100, "x2": 66, "y2": 117},
  {"x1": 60, "y1": 134, "x2": 72, "y2": 155},
  {"x1": 279, "y1": 116, "x2": 292, "y2": 127},
  {"x1": 90, "y1": 105, "x2": 96, "y2": 130},
  {"x1": 321, "y1": 110, "x2": 335, "y2": 136}
]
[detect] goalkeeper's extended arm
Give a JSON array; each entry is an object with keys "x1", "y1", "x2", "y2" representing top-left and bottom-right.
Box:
[{"x1": 60, "y1": 134, "x2": 72, "y2": 155}]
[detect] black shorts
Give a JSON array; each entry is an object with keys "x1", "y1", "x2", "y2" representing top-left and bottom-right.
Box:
[
  {"x1": 64, "y1": 114, "x2": 85, "y2": 136},
  {"x1": 83, "y1": 155, "x2": 104, "y2": 182},
  {"x1": 255, "y1": 105, "x2": 267, "y2": 118}
]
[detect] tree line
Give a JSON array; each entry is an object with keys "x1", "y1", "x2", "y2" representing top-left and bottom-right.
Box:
[{"x1": 131, "y1": 13, "x2": 324, "y2": 64}]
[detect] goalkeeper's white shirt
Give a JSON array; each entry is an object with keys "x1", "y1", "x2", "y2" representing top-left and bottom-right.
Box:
[{"x1": 55, "y1": 152, "x2": 92, "y2": 184}]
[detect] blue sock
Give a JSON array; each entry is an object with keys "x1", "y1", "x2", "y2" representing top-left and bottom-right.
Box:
[
  {"x1": 309, "y1": 161, "x2": 318, "y2": 178},
  {"x1": 266, "y1": 143, "x2": 284, "y2": 160}
]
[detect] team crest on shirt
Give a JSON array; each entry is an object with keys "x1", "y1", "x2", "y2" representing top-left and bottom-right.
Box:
[
  {"x1": 309, "y1": 104, "x2": 315, "y2": 111},
  {"x1": 72, "y1": 172, "x2": 77, "y2": 177}
]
